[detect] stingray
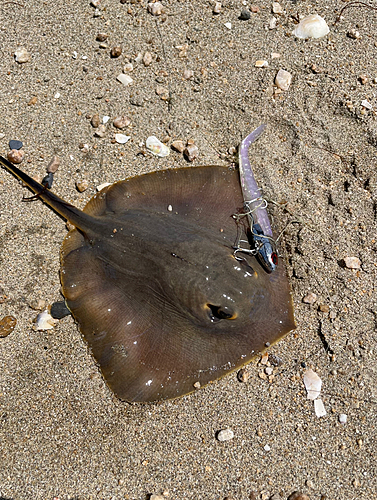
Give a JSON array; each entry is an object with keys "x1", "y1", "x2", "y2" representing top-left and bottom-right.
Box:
[{"x1": 0, "y1": 129, "x2": 295, "y2": 402}]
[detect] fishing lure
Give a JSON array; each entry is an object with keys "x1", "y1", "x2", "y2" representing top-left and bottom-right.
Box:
[{"x1": 235, "y1": 124, "x2": 278, "y2": 273}]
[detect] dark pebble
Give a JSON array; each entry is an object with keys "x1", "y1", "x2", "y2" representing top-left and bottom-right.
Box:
[
  {"x1": 239, "y1": 10, "x2": 251, "y2": 20},
  {"x1": 42, "y1": 172, "x2": 54, "y2": 188},
  {"x1": 50, "y1": 301, "x2": 71, "y2": 319},
  {"x1": 9, "y1": 139, "x2": 23, "y2": 150}
]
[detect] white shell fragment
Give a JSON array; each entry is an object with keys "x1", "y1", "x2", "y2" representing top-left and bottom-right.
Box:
[
  {"x1": 303, "y1": 369, "x2": 322, "y2": 400},
  {"x1": 217, "y1": 428, "x2": 234, "y2": 442},
  {"x1": 117, "y1": 74, "x2": 133, "y2": 86},
  {"x1": 361, "y1": 100, "x2": 372, "y2": 110},
  {"x1": 146, "y1": 136, "x2": 170, "y2": 157},
  {"x1": 314, "y1": 399, "x2": 327, "y2": 417},
  {"x1": 275, "y1": 69, "x2": 292, "y2": 90},
  {"x1": 115, "y1": 134, "x2": 131, "y2": 144},
  {"x1": 255, "y1": 60, "x2": 268, "y2": 68},
  {"x1": 35, "y1": 311, "x2": 58, "y2": 331},
  {"x1": 339, "y1": 413, "x2": 347, "y2": 424},
  {"x1": 96, "y1": 182, "x2": 112, "y2": 192},
  {"x1": 14, "y1": 47, "x2": 30, "y2": 63},
  {"x1": 294, "y1": 14, "x2": 330, "y2": 39}
]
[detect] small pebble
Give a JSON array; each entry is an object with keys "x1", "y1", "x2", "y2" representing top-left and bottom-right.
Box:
[
  {"x1": 344, "y1": 256, "x2": 361, "y2": 269},
  {"x1": 97, "y1": 182, "x2": 111, "y2": 192},
  {"x1": 171, "y1": 140, "x2": 185, "y2": 153},
  {"x1": 224, "y1": 22, "x2": 232, "y2": 30},
  {"x1": 9, "y1": 139, "x2": 23, "y2": 150},
  {"x1": 193, "y1": 381, "x2": 201, "y2": 389},
  {"x1": 123, "y1": 62, "x2": 134, "y2": 72},
  {"x1": 117, "y1": 74, "x2": 133, "y2": 86},
  {"x1": 147, "y1": 2, "x2": 163, "y2": 16},
  {"x1": 183, "y1": 68, "x2": 194, "y2": 80},
  {"x1": 319, "y1": 304, "x2": 330, "y2": 313},
  {"x1": 250, "y1": 5, "x2": 260, "y2": 13},
  {"x1": 287, "y1": 493, "x2": 310, "y2": 500},
  {"x1": 167, "y1": 205, "x2": 173, "y2": 212},
  {"x1": 96, "y1": 33, "x2": 108, "y2": 42},
  {"x1": 348, "y1": 29, "x2": 361, "y2": 39},
  {"x1": 239, "y1": 10, "x2": 251, "y2": 20},
  {"x1": 275, "y1": 69, "x2": 292, "y2": 90},
  {"x1": 7, "y1": 149, "x2": 24, "y2": 164},
  {"x1": 264, "y1": 444, "x2": 271, "y2": 452},
  {"x1": 29, "y1": 298, "x2": 46, "y2": 311},
  {"x1": 303, "y1": 292, "x2": 317, "y2": 304},
  {"x1": 79, "y1": 143, "x2": 90, "y2": 153},
  {"x1": 265, "y1": 367, "x2": 273, "y2": 376},
  {"x1": 338, "y1": 413, "x2": 347, "y2": 424},
  {"x1": 237, "y1": 368, "x2": 250, "y2": 382},
  {"x1": 260, "y1": 352, "x2": 269, "y2": 365},
  {"x1": 268, "y1": 354, "x2": 283, "y2": 366},
  {"x1": 47, "y1": 156, "x2": 60, "y2": 174},
  {"x1": 113, "y1": 116, "x2": 131, "y2": 129},
  {"x1": 0, "y1": 133, "x2": 5, "y2": 139},
  {"x1": 91, "y1": 114, "x2": 101, "y2": 128},
  {"x1": 103, "y1": 116, "x2": 110, "y2": 124},
  {"x1": 115, "y1": 133, "x2": 131, "y2": 144},
  {"x1": 183, "y1": 144, "x2": 199, "y2": 162},
  {"x1": 213, "y1": 2, "x2": 221, "y2": 14},
  {"x1": 76, "y1": 180, "x2": 89, "y2": 192},
  {"x1": 0, "y1": 316, "x2": 17, "y2": 338},
  {"x1": 14, "y1": 47, "x2": 30, "y2": 63},
  {"x1": 358, "y1": 74, "x2": 368, "y2": 85},
  {"x1": 255, "y1": 60, "x2": 268, "y2": 68},
  {"x1": 150, "y1": 495, "x2": 164, "y2": 500},
  {"x1": 110, "y1": 46, "x2": 122, "y2": 58},
  {"x1": 90, "y1": 0, "x2": 100, "y2": 7},
  {"x1": 143, "y1": 51, "x2": 153, "y2": 66},
  {"x1": 272, "y1": 2, "x2": 283, "y2": 14},
  {"x1": 94, "y1": 124, "x2": 106, "y2": 138},
  {"x1": 217, "y1": 428, "x2": 234, "y2": 442}
]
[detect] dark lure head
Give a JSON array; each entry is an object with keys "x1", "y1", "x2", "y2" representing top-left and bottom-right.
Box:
[{"x1": 250, "y1": 223, "x2": 278, "y2": 274}]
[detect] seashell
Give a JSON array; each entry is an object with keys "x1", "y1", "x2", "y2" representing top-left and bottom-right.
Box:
[
  {"x1": 293, "y1": 14, "x2": 329, "y2": 39},
  {"x1": 255, "y1": 60, "x2": 268, "y2": 68},
  {"x1": 314, "y1": 398, "x2": 326, "y2": 417},
  {"x1": 96, "y1": 182, "x2": 111, "y2": 192},
  {"x1": 303, "y1": 368, "x2": 322, "y2": 400},
  {"x1": 35, "y1": 311, "x2": 58, "y2": 331},
  {"x1": 275, "y1": 69, "x2": 292, "y2": 91},
  {"x1": 117, "y1": 74, "x2": 133, "y2": 86},
  {"x1": 146, "y1": 136, "x2": 170, "y2": 157},
  {"x1": 115, "y1": 134, "x2": 131, "y2": 144}
]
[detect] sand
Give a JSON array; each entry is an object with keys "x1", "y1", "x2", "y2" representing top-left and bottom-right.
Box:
[{"x1": 0, "y1": 1, "x2": 376, "y2": 499}]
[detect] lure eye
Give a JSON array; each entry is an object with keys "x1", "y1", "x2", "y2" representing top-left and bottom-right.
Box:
[{"x1": 271, "y1": 252, "x2": 278, "y2": 266}]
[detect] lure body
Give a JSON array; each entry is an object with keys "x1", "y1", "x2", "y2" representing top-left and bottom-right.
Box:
[{"x1": 238, "y1": 125, "x2": 278, "y2": 273}]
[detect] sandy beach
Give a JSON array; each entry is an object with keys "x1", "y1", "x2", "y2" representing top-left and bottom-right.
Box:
[{"x1": 0, "y1": 1, "x2": 376, "y2": 498}]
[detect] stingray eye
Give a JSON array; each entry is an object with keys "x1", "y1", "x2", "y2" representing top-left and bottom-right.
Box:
[
  {"x1": 271, "y1": 252, "x2": 278, "y2": 266},
  {"x1": 206, "y1": 304, "x2": 237, "y2": 322}
]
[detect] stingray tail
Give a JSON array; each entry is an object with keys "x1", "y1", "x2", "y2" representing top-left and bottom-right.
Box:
[{"x1": 0, "y1": 155, "x2": 98, "y2": 233}]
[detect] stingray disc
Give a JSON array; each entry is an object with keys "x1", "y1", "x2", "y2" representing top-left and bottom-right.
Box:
[{"x1": 60, "y1": 166, "x2": 295, "y2": 402}]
